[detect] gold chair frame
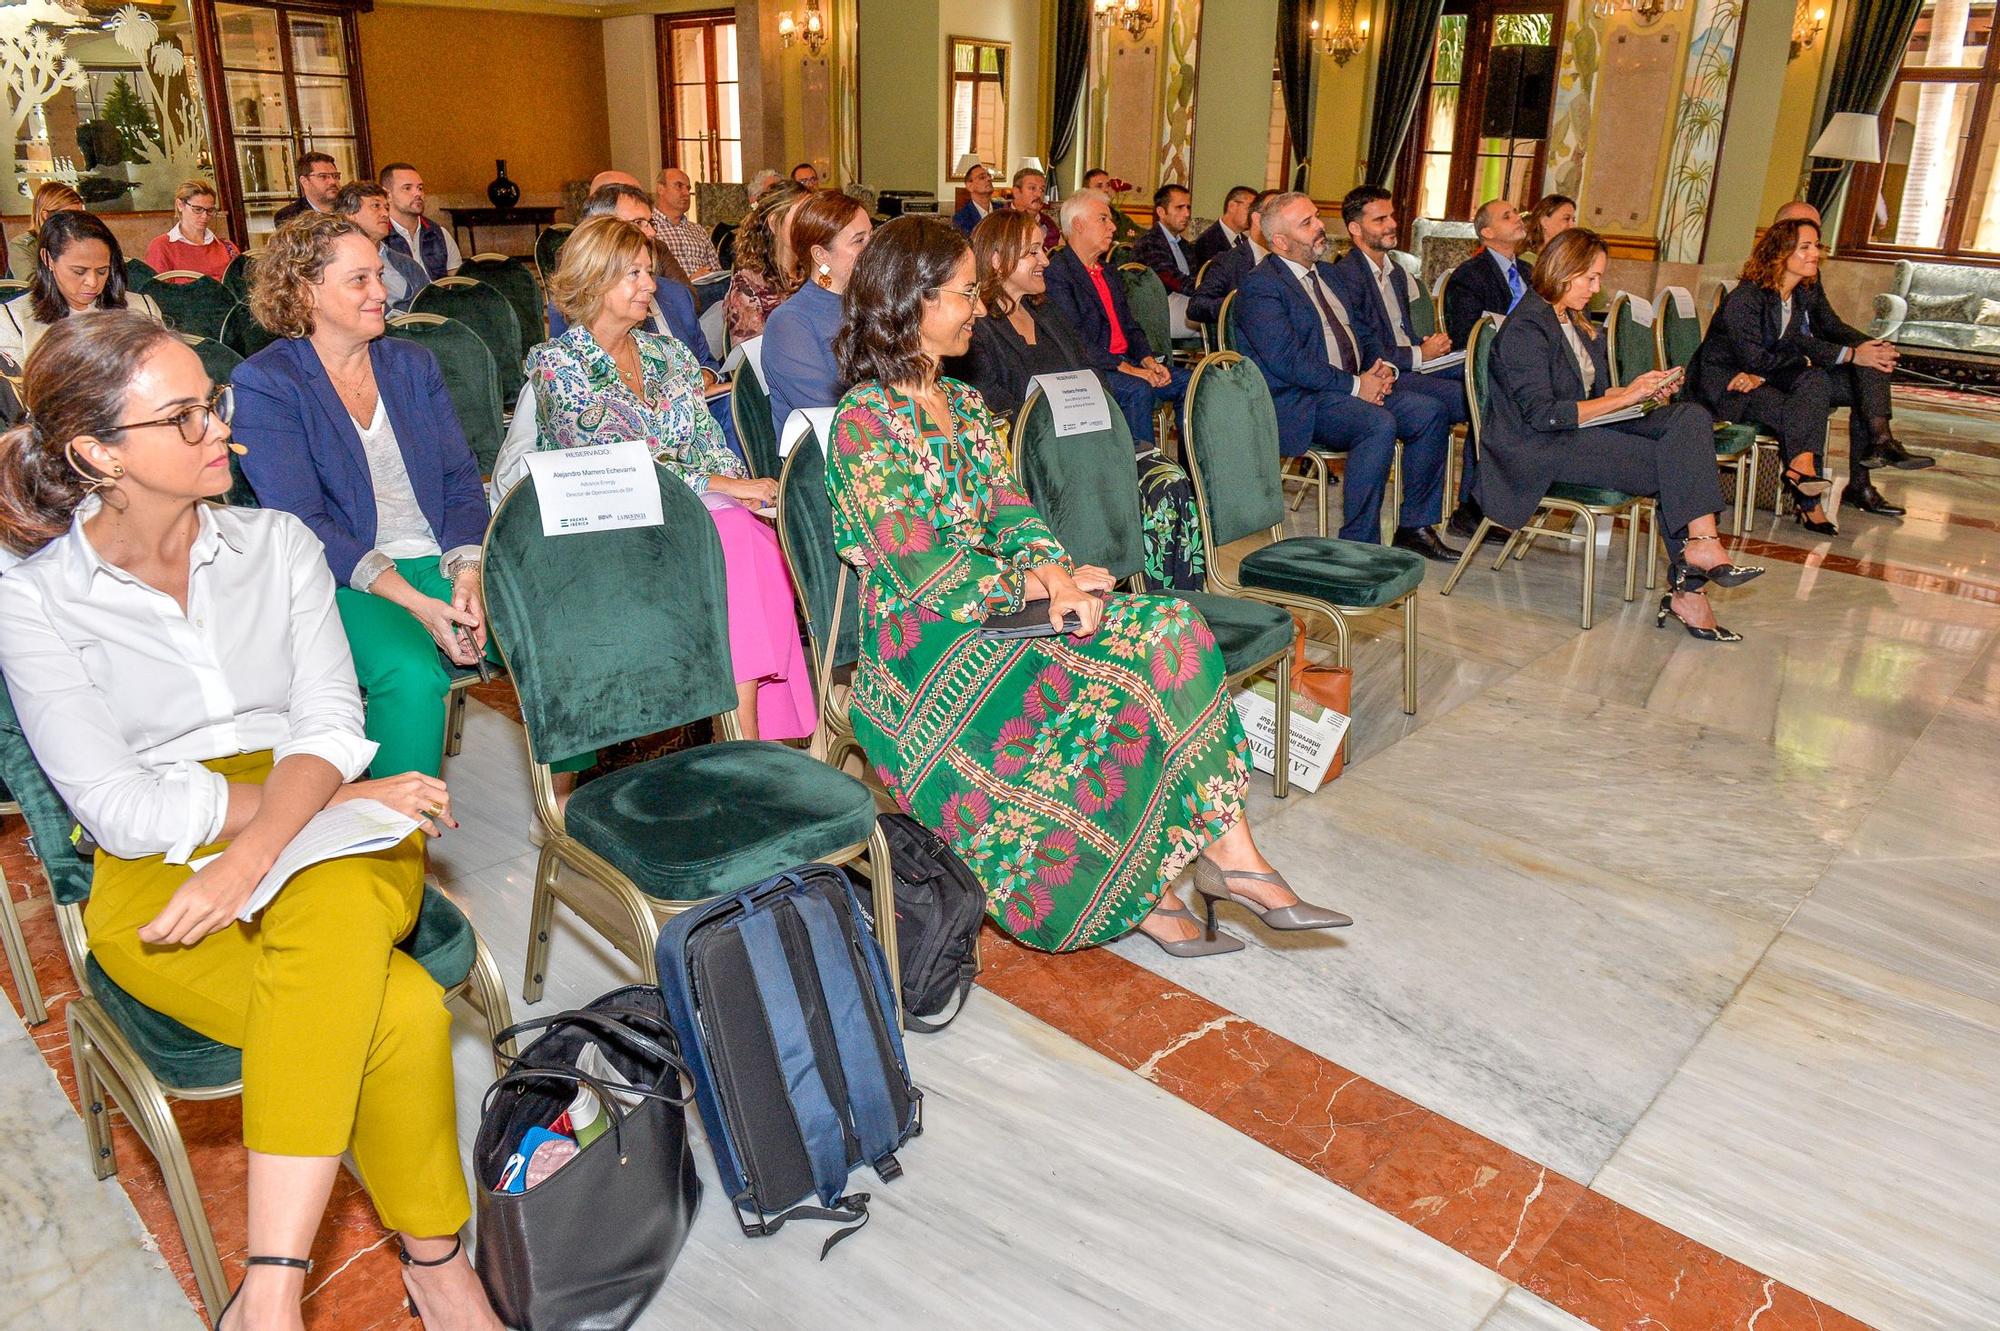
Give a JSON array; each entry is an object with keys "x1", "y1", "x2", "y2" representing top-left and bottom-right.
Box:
[
  {"x1": 0, "y1": 797, "x2": 46, "y2": 1024},
  {"x1": 1185, "y1": 352, "x2": 1421, "y2": 725}
]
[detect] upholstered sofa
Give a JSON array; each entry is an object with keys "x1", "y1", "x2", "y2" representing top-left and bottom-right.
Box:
[{"x1": 1871, "y1": 259, "x2": 2000, "y2": 354}]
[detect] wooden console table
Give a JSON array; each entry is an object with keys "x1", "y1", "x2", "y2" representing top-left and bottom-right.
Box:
[{"x1": 445, "y1": 206, "x2": 560, "y2": 256}]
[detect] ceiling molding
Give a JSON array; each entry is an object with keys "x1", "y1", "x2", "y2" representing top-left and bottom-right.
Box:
[{"x1": 373, "y1": 0, "x2": 717, "y2": 16}]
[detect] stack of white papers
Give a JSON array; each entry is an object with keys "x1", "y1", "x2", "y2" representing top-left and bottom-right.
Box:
[{"x1": 190, "y1": 799, "x2": 420, "y2": 921}]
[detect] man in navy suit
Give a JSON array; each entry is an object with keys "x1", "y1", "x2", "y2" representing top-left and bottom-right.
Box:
[
  {"x1": 1330, "y1": 184, "x2": 1478, "y2": 534},
  {"x1": 1043, "y1": 189, "x2": 1188, "y2": 445},
  {"x1": 1441, "y1": 198, "x2": 1535, "y2": 350},
  {"x1": 1233, "y1": 192, "x2": 1458, "y2": 558},
  {"x1": 1190, "y1": 185, "x2": 1257, "y2": 271},
  {"x1": 953, "y1": 162, "x2": 997, "y2": 235},
  {"x1": 1133, "y1": 183, "x2": 1196, "y2": 294},
  {"x1": 1187, "y1": 187, "x2": 1276, "y2": 326}
]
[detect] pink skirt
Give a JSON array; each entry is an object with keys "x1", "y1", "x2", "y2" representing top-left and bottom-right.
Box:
[{"x1": 706, "y1": 497, "x2": 816, "y2": 741}]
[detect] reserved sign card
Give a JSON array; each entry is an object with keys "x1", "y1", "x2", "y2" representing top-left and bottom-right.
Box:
[{"x1": 524, "y1": 440, "x2": 664, "y2": 537}]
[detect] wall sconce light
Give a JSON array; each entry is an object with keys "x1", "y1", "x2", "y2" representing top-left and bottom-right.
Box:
[
  {"x1": 1590, "y1": 0, "x2": 1688, "y2": 27},
  {"x1": 1310, "y1": 0, "x2": 1369, "y2": 65},
  {"x1": 1790, "y1": 0, "x2": 1827, "y2": 58},
  {"x1": 1093, "y1": 0, "x2": 1158, "y2": 38},
  {"x1": 778, "y1": 0, "x2": 828, "y2": 58}
]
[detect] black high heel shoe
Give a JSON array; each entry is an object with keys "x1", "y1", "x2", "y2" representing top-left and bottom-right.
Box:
[
  {"x1": 398, "y1": 1234, "x2": 464, "y2": 1324},
  {"x1": 1782, "y1": 469, "x2": 1838, "y2": 535},
  {"x1": 1656, "y1": 594, "x2": 1742, "y2": 642},
  {"x1": 1672, "y1": 535, "x2": 1765, "y2": 590},
  {"x1": 215, "y1": 1255, "x2": 313, "y2": 1329}
]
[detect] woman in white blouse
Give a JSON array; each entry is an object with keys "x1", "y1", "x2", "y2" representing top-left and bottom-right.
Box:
[
  {"x1": 0, "y1": 210, "x2": 162, "y2": 374},
  {"x1": 0, "y1": 312, "x2": 505, "y2": 1331}
]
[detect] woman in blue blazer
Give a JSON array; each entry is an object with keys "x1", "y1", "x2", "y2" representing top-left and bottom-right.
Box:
[{"x1": 233, "y1": 213, "x2": 492, "y2": 778}]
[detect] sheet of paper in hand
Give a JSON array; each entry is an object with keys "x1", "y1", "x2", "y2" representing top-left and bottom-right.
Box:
[
  {"x1": 525, "y1": 440, "x2": 665, "y2": 537},
  {"x1": 1029, "y1": 371, "x2": 1115, "y2": 437},
  {"x1": 188, "y1": 799, "x2": 421, "y2": 921},
  {"x1": 1419, "y1": 350, "x2": 1467, "y2": 372},
  {"x1": 780, "y1": 407, "x2": 837, "y2": 460}
]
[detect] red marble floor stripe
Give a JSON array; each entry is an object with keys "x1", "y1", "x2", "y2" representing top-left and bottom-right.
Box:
[
  {"x1": 1731, "y1": 535, "x2": 2000, "y2": 606},
  {"x1": 975, "y1": 930, "x2": 1876, "y2": 1331}
]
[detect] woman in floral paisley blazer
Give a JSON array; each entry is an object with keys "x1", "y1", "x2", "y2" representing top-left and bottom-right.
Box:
[
  {"x1": 827, "y1": 217, "x2": 1350, "y2": 955},
  {"x1": 528, "y1": 216, "x2": 814, "y2": 740}
]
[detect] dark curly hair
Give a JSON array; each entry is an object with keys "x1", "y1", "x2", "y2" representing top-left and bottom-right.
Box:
[
  {"x1": 1741, "y1": 217, "x2": 1819, "y2": 292},
  {"x1": 29, "y1": 211, "x2": 132, "y2": 326},
  {"x1": 835, "y1": 216, "x2": 971, "y2": 390}
]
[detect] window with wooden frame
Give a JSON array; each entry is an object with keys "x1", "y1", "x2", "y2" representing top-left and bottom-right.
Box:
[
  {"x1": 658, "y1": 11, "x2": 741, "y2": 187},
  {"x1": 1839, "y1": 0, "x2": 2000, "y2": 260},
  {"x1": 948, "y1": 38, "x2": 1008, "y2": 172},
  {"x1": 1395, "y1": 0, "x2": 1561, "y2": 224},
  {"x1": 197, "y1": 0, "x2": 370, "y2": 241}
]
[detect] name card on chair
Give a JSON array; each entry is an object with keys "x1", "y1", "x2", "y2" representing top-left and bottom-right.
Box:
[
  {"x1": 1625, "y1": 294, "x2": 1656, "y2": 327},
  {"x1": 780, "y1": 407, "x2": 837, "y2": 460},
  {"x1": 524, "y1": 439, "x2": 664, "y2": 537},
  {"x1": 1030, "y1": 371, "x2": 1114, "y2": 437},
  {"x1": 721, "y1": 335, "x2": 765, "y2": 389}
]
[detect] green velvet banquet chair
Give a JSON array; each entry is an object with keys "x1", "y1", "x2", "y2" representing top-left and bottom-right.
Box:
[
  {"x1": 1184, "y1": 351, "x2": 1426, "y2": 724},
  {"x1": 458, "y1": 253, "x2": 547, "y2": 349},
  {"x1": 728, "y1": 338, "x2": 783, "y2": 479},
  {"x1": 1119, "y1": 261, "x2": 1202, "y2": 365},
  {"x1": 533, "y1": 223, "x2": 574, "y2": 285},
  {"x1": 1393, "y1": 251, "x2": 1440, "y2": 340},
  {"x1": 774, "y1": 427, "x2": 867, "y2": 777},
  {"x1": 479, "y1": 464, "x2": 902, "y2": 1012},
  {"x1": 1649, "y1": 284, "x2": 1766, "y2": 532},
  {"x1": 0, "y1": 277, "x2": 26, "y2": 300},
  {"x1": 221, "y1": 251, "x2": 256, "y2": 303},
  {"x1": 141, "y1": 273, "x2": 236, "y2": 341},
  {"x1": 219, "y1": 302, "x2": 278, "y2": 361},
  {"x1": 1014, "y1": 383, "x2": 1300, "y2": 796},
  {"x1": 124, "y1": 257, "x2": 156, "y2": 289},
  {"x1": 0, "y1": 676, "x2": 514, "y2": 1323},
  {"x1": 176, "y1": 334, "x2": 256, "y2": 506},
  {"x1": 1439, "y1": 315, "x2": 1657, "y2": 628},
  {"x1": 0, "y1": 782, "x2": 47, "y2": 1024},
  {"x1": 385, "y1": 312, "x2": 506, "y2": 477},
  {"x1": 411, "y1": 276, "x2": 525, "y2": 404}
]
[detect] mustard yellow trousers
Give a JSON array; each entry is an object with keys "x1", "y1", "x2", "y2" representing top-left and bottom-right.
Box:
[{"x1": 85, "y1": 751, "x2": 469, "y2": 1236}]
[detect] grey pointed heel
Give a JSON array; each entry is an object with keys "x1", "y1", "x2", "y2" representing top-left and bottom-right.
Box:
[
  {"x1": 1193, "y1": 855, "x2": 1353, "y2": 932},
  {"x1": 1137, "y1": 900, "x2": 1247, "y2": 957}
]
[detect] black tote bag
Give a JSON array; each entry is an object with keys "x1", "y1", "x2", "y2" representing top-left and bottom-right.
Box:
[{"x1": 472, "y1": 986, "x2": 701, "y2": 1331}]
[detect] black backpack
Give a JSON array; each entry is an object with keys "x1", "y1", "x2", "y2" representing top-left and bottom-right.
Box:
[{"x1": 854, "y1": 814, "x2": 985, "y2": 1033}]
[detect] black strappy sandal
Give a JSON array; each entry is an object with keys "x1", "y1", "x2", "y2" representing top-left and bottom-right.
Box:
[
  {"x1": 1656, "y1": 594, "x2": 1743, "y2": 642},
  {"x1": 1781, "y1": 469, "x2": 1838, "y2": 535},
  {"x1": 215, "y1": 1254, "x2": 313, "y2": 1330},
  {"x1": 1672, "y1": 534, "x2": 1765, "y2": 591},
  {"x1": 397, "y1": 1234, "x2": 464, "y2": 1324}
]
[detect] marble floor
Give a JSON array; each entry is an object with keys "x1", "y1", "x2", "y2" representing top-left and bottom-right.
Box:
[{"x1": 1, "y1": 408, "x2": 1995, "y2": 1330}]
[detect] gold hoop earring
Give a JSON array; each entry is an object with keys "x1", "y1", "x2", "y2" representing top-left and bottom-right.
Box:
[{"x1": 64, "y1": 439, "x2": 119, "y2": 493}]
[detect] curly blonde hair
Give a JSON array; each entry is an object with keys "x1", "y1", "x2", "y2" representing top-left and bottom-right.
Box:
[
  {"x1": 249, "y1": 212, "x2": 367, "y2": 339},
  {"x1": 546, "y1": 216, "x2": 653, "y2": 329}
]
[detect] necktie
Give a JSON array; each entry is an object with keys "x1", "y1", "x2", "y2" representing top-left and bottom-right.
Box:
[
  {"x1": 1303, "y1": 269, "x2": 1360, "y2": 372},
  {"x1": 1505, "y1": 262, "x2": 1525, "y2": 312},
  {"x1": 1233, "y1": 234, "x2": 1249, "y2": 253},
  {"x1": 1377, "y1": 262, "x2": 1410, "y2": 347}
]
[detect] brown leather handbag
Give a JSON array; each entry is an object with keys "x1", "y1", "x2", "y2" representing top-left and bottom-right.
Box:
[{"x1": 1289, "y1": 616, "x2": 1352, "y2": 781}]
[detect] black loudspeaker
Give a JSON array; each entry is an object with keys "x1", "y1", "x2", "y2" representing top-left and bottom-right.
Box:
[{"x1": 1481, "y1": 44, "x2": 1556, "y2": 140}]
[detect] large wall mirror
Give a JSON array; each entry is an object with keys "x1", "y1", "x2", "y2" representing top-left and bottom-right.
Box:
[
  {"x1": 948, "y1": 37, "x2": 1008, "y2": 174},
  {"x1": 1, "y1": 0, "x2": 216, "y2": 220}
]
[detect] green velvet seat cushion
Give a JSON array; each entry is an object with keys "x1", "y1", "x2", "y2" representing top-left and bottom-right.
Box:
[
  {"x1": 1545, "y1": 481, "x2": 1639, "y2": 508},
  {"x1": 82, "y1": 885, "x2": 477, "y2": 1091},
  {"x1": 1179, "y1": 591, "x2": 1294, "y2": 671},
  {"x1": 1237, "y1": 538, "x2": 1425, "y2": 608},
  {"x1": 1712, "y1": 421, "x2": 1759, "y2": 457},
  {"x1": 563, "y1": 740, "x2": 878, "y2": 902}
]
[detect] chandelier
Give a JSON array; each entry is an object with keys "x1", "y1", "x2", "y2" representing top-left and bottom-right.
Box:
[
  {"x1": 1590, "y1": 0, "x2": 1687, "y2": 26},
  {"x1": 1309, "y1": 0, "x2": 1369, "y2": 65},
  {"x1": 1094, "y1": 0, "x2": 1158, "y2": 38},
  {"x1": 778, "y1": 0, "x2": 828, "y2": 57}
]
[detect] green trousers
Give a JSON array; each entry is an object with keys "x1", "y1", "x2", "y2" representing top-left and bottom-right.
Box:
[{"x1": 336, "y1": 556, "x2": 592, "y2": 780}]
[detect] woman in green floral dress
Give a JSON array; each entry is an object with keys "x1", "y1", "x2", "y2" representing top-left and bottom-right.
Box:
[{"x1": 827, "y1": 218, "x2": 1351, "y2": 955}]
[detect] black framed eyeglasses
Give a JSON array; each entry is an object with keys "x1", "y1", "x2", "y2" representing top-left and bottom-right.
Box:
[{"x1": 106, "y1": 385, "x2": 234, "y2": 445}]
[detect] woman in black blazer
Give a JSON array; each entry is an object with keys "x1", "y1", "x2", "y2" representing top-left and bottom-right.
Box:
[
  {"x1": 1687, "y1": 218, "x2": 1849, "y2": 535},
  {"x1": 1477, "y1": 229, "x2": 1763, "y2": 641},
  {"x1": 945, "y1": 210, "x2": 1204, "y2": 591}
]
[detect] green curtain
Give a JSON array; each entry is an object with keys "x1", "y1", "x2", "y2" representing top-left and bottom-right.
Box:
[
  {"x1": 1048, "y1": 0, "x2": 1091, "y2": 171},
  {"x1": 1805, "y1": 0, "x2": 1924, "y2": 215},
  {"x1": 1277, "y1": 0, "x2": 1317, "y2": 189},
  {"x1": 1366, "y1": 0, "x2": 1448, "y2": 189}
]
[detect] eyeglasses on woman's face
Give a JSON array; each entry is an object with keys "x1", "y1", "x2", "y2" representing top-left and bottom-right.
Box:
[
  {"x1": 930, "y1": 283, "x2": 981, "y2": 304},
  {"x1": 107, "y1": 385, "x2": 234, "y2": 445}
]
